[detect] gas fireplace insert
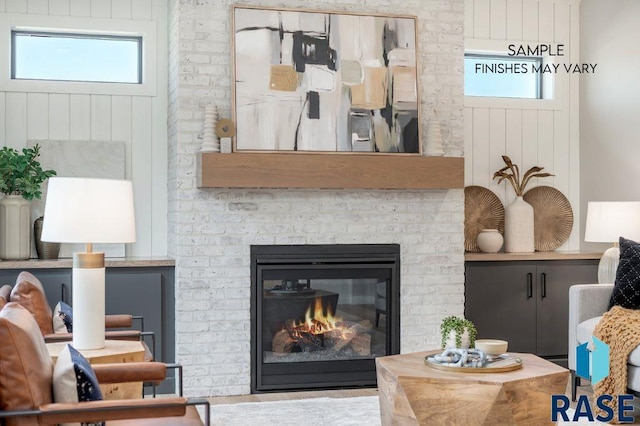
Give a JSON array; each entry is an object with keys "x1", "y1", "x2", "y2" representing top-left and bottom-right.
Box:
[{"x1": 250, "y1": 244, "x2": 400, "y2": 392}]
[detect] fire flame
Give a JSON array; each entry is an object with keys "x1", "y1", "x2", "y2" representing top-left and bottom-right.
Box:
[{"x1": 292, "y1": 297, "x2": 341, "y2": 336}]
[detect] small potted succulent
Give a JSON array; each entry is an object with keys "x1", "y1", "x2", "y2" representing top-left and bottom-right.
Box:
[{"x1": 440, "y1": 316, "x2": 477, "y2": 349}]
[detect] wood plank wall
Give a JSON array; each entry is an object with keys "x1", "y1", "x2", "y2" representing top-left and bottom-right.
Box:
[
  {"x1": 464, "y1": 0, "x2": 580, "y2": 250},
  {"x1": 0, "y1": 0, "x2": 167, "y2": 256}
]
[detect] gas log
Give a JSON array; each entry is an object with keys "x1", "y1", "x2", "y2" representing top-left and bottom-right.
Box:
[{"x1": 272, "y1": 320, "x2": 372, "y2": 355}]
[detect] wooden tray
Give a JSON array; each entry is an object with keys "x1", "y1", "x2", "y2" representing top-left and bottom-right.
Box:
[{"x1": 424, "y1": 355, "x2": 523, "y2": 373}]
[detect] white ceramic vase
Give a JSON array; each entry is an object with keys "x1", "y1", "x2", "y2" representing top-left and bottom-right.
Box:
[
  {"x1": 504, "y1": 196, "x2": 535, "y2": 253},
  {"x1": 0, "y1": 195, "x2": 31, "y2": 260},
  {"x1": 477, "y1": 229, "x2": 504, "y2": 253},
  {"x1": 444, "y1": 328, "x2": 471, "y2": 349}
]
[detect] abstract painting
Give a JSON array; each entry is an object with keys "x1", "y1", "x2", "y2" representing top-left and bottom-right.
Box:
[{"x1": 232, "y1": 6, "x2": 420, "y2": 154}]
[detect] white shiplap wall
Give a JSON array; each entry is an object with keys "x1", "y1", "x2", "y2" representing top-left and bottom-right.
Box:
[
  {"x1": 0, "y1": 0, "x2": 167, "y2": 257},
  {"x1": 464, "y1": 0, "x2": 580, "y2": 250}
]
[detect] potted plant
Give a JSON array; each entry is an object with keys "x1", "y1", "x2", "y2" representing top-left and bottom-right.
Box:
[
  {"x1": 440, "y1": 315, "x2": 477, "y2": 349},
  {"x1": 0, "y1": 144, "x2": 56, "y2": 260}
]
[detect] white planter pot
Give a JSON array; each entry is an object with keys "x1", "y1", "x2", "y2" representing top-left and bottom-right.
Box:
[
  {"x1": 444, "y1": 328, "x2": 471, "y2": 349},
  {"x1": 477, "y1": 229, "x2": 504, "y2": 253},
  {"x1": 0, "y1": 195, "x2": 31, "y2": 260},
  {"x1": 504, "y1": 196, "x2": 535, "y2": 253}
]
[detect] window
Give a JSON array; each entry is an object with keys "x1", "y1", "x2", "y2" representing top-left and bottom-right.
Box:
[
  {"x1": 12, "y1": 31, "x2": 142, "y2": 84},
  {"x1": 464, "y1": 54, "x2": 542, "y2": 99}
]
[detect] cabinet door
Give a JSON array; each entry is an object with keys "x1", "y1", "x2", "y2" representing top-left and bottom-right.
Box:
[
  {"x1": 104, "y1": 271, "x2": 163, "y2": 360},
  {"x1": 536, "y1": 261, "x2": 598, "y2": 357},
  {"x1": 465, "y1": 263, "x2": 537, "y2": 353}
]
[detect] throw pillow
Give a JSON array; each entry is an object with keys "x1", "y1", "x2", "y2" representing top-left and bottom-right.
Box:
[
  {"x1": 0, "y1": 302, "x2": 54, "y2": 412},
  {"x1": 53, "y1": 301, "x2": 73, "y2": 333},
  {"x1": 53, "y1": 344, "x2": 104, "y2": 426},
  {"x1": 609, "y1": 237, "x2": 640, "y2": 309},
  {"x1": 10, "y1": 271, "x2": 54, "y2": 334}
]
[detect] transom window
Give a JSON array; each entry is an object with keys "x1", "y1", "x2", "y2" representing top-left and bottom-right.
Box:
[
  {"x1": 464, "y1": 54, "x2": 543, "y2": 99},
  {"x1": 12, "y1": 30, "x2": 142, "y2": 84}
]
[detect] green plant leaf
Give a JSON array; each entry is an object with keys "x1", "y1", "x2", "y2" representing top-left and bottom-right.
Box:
[
  {"x1": 0, "y1": 144, "x2": 56, "y2": 199},
  {"x1": 440, "y1": 316, "x2": 477, "y2": 349}
]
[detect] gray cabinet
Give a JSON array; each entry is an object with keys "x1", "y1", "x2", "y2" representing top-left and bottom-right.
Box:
[
  {"x1": 104, "y1": 269, "x2": 173, "y2": 366},
  {"x1": 465, "y1": 259, "x2": 598, "y2": 364},
  {"x1": 105, "y1": 267, "x2": 175, "y2": 394}
]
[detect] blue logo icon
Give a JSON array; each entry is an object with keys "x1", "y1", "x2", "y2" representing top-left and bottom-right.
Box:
[{"x1": 576, "y1": 337, "x2": 610, "y2": 385}]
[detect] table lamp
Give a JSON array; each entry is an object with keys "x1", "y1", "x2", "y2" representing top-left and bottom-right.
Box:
[
  {"x1": 584, "y1": 201, "x2": 640, "y2": 284},
  {"x1": 41, "y1": 177, "x2": 136, "y2": 350}
]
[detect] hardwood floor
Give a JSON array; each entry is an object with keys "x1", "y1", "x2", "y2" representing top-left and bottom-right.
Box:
[
  {"x1": 207, "y1": 388, "x2": 379, "y2": 405},
  {"x1": 207, "y1": 380, "x2": 591, "y2": 405}
]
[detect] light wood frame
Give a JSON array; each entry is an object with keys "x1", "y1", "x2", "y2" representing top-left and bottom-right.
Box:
[{"x1": 231, "y1": 5, "x2": 422, "y2": 155}]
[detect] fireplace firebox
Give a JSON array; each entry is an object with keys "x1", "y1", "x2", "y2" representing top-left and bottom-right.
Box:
[{"x1": 250, "y1": 244, "x2": 400, "y2": 392}]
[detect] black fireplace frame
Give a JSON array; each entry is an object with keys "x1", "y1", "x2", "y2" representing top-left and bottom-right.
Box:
[{"x1": 250, "y1": 244, "x2": 400, "y2": 393}]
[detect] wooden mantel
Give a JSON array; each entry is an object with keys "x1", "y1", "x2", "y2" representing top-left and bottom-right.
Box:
[{"x1": 197, "y1": 152, "x2": 464, "y2": 190}]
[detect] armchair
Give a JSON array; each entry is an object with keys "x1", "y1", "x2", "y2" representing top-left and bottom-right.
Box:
[
  {"x1": 9, "y1": 271, "x2": 155, "y2": 361},
  {"x1": 0, "y1": 302, "x2": 209, "y2": 425},
  {"x1": 568, "y1": 284, "x2": 640, "y2": 400}
]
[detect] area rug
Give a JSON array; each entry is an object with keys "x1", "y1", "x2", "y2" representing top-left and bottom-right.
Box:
[
  {"x1": 210, "y1": 396, "x2": 380, "y2": 426},
  {"x1": 209, "y1": 396, "x2": 609, "y2": 425}
]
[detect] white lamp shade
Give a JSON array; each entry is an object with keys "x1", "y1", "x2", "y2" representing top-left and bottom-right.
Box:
[
  {"x1": 41, "y1": 177, "x2": 136, "y2": 244},
  {"x1": 585, "y1": 201, "x2": 640, "y2": 243}
]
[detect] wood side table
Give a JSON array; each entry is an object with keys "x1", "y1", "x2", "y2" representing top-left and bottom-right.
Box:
[
  {"x1": 46, "y1": 340, "x2": 145, "y2": 400},
  {"x1": 376, "y1": 350, "x2": 569, "y2": 425}
]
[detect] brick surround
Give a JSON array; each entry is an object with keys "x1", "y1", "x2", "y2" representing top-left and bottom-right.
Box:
[{"x1": 168, "y1": 0, "x2": 465, "y2": 396}]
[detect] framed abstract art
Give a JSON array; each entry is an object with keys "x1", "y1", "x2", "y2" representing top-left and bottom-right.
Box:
[{"x1": 232, "y1": 5, "x2": 420, "y2": 154}]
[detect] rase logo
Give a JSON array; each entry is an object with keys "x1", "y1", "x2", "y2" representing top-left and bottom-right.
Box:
[
  {"x1": 552, "y1": 337, "x2": 634, "y2": 423},
  {"x1": 576, "y1": 336, "x2": 609, "y2": 385}
]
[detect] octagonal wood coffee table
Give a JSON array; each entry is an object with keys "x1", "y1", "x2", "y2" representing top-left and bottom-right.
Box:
[{"x1": 376, "y1": 350, "x2": 569, "y2": 425}]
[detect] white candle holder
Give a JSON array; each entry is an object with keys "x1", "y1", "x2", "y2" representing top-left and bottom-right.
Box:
[{"x1": 201, "y1": 104, "x2": 220, "y2": 152}]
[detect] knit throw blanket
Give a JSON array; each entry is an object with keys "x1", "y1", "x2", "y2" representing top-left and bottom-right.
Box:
[{"x1": 593, "y1": 305, "x2": 640, "y2": 423}]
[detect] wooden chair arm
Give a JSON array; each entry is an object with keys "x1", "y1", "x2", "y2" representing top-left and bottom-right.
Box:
[
  {"x1": 38, "y1": 397, "x2": 189, "y2": 424},
  {"x1": 44, "y1": 330, "x2": 142, "y2": 343},
  {"x1": 43, "y1": 332, "x2": 73, "y2": 342},
  {"x1": 105, "y1": 314, "x2": 133, "y2": 328},
  {"x1": 105, "y1": 330, "x2": 142, "y2": 339},
  {"x1": 92, "y1": 362, "x2": 167, "y2": 384}
]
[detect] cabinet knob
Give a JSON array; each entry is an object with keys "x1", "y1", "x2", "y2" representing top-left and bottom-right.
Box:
[
  {"x1": 527, "y1": 273, "x2": 533, "y2": 299},
  {"x1": 541, "y1": 273, "x2": 547, "y2": 299}
]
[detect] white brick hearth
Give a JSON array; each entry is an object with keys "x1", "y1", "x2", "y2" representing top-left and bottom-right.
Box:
[{"x1": 168, "y1": 0, "x2": 465, "y2": 396}]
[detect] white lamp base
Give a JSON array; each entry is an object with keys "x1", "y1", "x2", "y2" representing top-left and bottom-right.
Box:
[
  {"x1": 598, "y1": 245, "x2": 620, "y2": 284},
  {"x1": 72, "y1": 266, "x2": 105, "y2": 350}
]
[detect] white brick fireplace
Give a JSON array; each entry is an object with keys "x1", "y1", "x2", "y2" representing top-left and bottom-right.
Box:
[{"x1": 168, "y1": 0, "x2": 465, "y2": 396}]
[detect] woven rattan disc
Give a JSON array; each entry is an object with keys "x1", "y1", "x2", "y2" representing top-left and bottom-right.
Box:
[
  {"x1": 464, "y1": 186, "x2": 505, "y2": 252},
  {"x1": 523, "y1": 186, "x2": 573, "y2": 252}
]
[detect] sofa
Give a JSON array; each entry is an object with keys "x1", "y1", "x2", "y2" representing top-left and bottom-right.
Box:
[{"x1": 568, "y1": 283, "x2": 640, "y2": 399}]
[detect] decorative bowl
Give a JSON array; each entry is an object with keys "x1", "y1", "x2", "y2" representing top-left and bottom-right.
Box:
[{"x1": 475, "y1": 339, "x2": 508, "y2": 356}]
